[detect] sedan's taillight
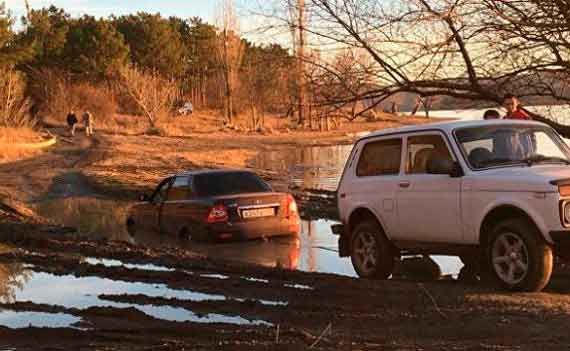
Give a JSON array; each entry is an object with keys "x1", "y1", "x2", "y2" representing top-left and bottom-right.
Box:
[
  {"x1": 285, "y1": 194, "x2": 299, "y2": 218},
  {"x1": 207, "y1": 204, "x2": 229, "y2": 223}
]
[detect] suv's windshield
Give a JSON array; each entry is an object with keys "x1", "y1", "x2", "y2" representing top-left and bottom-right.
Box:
[{"x1": 455, "y1": 125, "x2": 570, "y2": 170}]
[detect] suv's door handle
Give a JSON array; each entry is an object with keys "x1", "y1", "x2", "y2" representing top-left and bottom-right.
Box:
[{"x1": 399, "y1": 181, "x2": 411, "y2": 188}]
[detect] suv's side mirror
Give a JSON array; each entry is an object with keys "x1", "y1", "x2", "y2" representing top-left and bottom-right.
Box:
[
  {"x1": 427, "y1": 159, "x2": 463, "y2": 178},
  {"x1": 138, "y1": 194, "x2": 150, "y2": 202}
]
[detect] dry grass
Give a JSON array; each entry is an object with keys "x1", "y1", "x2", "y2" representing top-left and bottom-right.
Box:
[
  {"x1": 114, "y1": 109, "x2": 430, "y2": 136},
  {"x1": 0, "y1": 127, "x2": 43, "y2": 163}
]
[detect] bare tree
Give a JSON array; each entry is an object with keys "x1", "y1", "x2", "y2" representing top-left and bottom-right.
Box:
[
  {"x1": 271, "y1": 0, "x2": 570, "y2": 135},
  {"x1": 216, "y1": 0, "x2": 244, "y2": 126},
  {"x1": 118, "y1": 65, "x2": 180, "y2": 127},
  {"x1": 286, "y1": 0, "x2": 310, "y2": 126},
  {"x1": 0, "y1": 68, "x2": 33, "y2": 128}
]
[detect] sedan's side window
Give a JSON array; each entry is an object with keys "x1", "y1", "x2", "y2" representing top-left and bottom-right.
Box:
[
  {"x1": 152, "y1": 179, "x2": 171, "y2": 204},
  {"x1": 356, "y1": 138, "x2": 402, "y2": 177},
  {"x1": 406, "y1": 134, "x2": 453, "y2": 174},
  {"x1": 168, "y1": 176, "x2": 191, "y2": 201}
]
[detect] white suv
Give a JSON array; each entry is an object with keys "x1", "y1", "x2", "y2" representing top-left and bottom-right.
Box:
[{"x1": 334, "y1": 119, "x2": 570, "y2": 292}]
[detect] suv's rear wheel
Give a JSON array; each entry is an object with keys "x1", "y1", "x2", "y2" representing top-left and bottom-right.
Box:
[
  {"x1": 487, "y1": 218, "x2": 553, "y2": 292},
  {"x1": 350, "y1": 221, "x2": 396, "y2": 279}
]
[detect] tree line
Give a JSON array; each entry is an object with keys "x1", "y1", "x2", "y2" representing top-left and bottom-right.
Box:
[{"x1": 0, "y1": 3, "x2": 295, "y2": 130}]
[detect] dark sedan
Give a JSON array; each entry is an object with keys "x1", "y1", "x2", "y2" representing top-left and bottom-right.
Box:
[{"x1": 126, "y1": 170, "x2": 300, "y2": 241}]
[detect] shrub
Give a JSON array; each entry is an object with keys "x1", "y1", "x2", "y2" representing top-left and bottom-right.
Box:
[
  {"x1": 0, "y1": 69, "x2": 35, "y2": 128},
  {"x1": 69, "y1": 83, "x2": 117, "y2": 122},
  {"x1": 117, "y1": 65, "x2": 181, "y2": 127},
  {"x1": 144, "y1": 126, "x2": 167, "y2": 136},
  {"x1": 27, "y1": 68, "x2": 117, "y2": 125}
]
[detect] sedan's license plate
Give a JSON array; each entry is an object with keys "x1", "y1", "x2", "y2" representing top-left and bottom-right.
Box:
[{"x1": 242, "y1": 208, "x2": 275, "y2": 219}]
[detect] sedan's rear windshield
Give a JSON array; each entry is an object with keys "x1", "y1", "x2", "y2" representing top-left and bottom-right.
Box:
[{"x1": 194, "y1": 172, "x2": 272, "y2": 197}]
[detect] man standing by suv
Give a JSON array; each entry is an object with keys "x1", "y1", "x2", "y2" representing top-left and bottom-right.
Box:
[{"x1": 503, "y1": 94, "x2": 531, "y2": 120}]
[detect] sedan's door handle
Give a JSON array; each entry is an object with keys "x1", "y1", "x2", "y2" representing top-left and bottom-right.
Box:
[{"x1": 399, "y1": 181, "x2": 411, "y2": 188}]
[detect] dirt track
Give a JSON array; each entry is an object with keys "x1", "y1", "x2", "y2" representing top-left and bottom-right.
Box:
[{"x1": 2, "y1": 127, "x2": 570, "y2": 350}]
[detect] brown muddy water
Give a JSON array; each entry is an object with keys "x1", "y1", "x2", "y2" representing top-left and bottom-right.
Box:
[
  {"x1": 0, "y1": 145, "x2": 463, "y2": 330},
  {"x1": 0, "y1": 261, "x2": 273, "y2": 328},
  {"x1": 32, "y1": 145, "x2": 463, "y2": 278},
  {"x1": 249, "y1": 145, "x2": 353, "y2": 191}
]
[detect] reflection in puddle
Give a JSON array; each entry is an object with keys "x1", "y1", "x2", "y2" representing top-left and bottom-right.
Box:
[
  {"x1": 0, "y1": 263, "x2": 32, "y2": 303},
  {"x1": 132, "y1": 305, "x2": 270, "y2": 325},
  {"x1": 242, "y1": 277, "x2": 269, "y2": 284},
  {"x1": 252, "y1": 300, "x2": 288, "y2": 307},
  {"x1": 431, "y1": 256, "x2": 464, "y2": 277},
  {"x1": 0, "y1": 270, "x2": 271, "y2": 326},
  {"x1": 200, "y1": 274, "x2": 229, "y2": 280},
  {"x1": 284, "y1": 284, "x2": 313, "y2": 290},
  {"x1": 35, "y1": 197, "x2": 464, "y2": 278},
  {"x1": 0, "y1": 310, "x2": 81, "y2": 329},
  {"x1": 84, "y1": 257, "x2": 175, "y2": 272},
  {"x1": 249, "y1": 145, "x2": 353, "y2": 191},
  {"x1": 34, "y1": 198, "x2": 131, "y2": 241}
]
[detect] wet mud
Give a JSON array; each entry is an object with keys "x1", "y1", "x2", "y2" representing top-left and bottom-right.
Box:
[
  {"x1": 1, "y1": 230, "x2": 570, "y2": 350},
  {"x1": 2, "y1": 134, "x2": 570, "y2": 350}
]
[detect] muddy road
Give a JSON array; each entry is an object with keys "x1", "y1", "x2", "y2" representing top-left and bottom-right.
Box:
[
  {"x1": 2, "y1": 128, "x2": 570, "y2": 350},
  {"x1": 3, "y1": 227, "x2": 570, "y2": 350}
]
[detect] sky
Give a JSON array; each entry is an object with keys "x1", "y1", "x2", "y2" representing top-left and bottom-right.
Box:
[
  {"x1": 3, "y1": 0, "x2": 286, "y2": 44},
  {"x1": 4, "y1": 0, "x2": 216, "y2": 20},
  {"x1": 5, "y1": 1, "x2": 220, "y2": 23}
]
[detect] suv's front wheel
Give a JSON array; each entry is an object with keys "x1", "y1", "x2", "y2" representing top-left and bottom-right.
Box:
[
  {"x1": 487, "y1": 218, "x2": 553, "y2": 292},
  {"x1": 350, "y1": 221, "x2": 397, "y2": 279}
]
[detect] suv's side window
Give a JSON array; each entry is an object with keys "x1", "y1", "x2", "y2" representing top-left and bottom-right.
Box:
[
  {"x1": 168, "y1": 176, "x2": 191, "y2": 201},
  {"x1": 406, "y1": 134, "x2": 453, "y2": 174},
  {"x1": 356, "y1": 138, "x2": 402, "y2": 177}
]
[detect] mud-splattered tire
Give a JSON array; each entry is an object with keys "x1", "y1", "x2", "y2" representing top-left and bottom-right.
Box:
[
  {"x1": 350, "y1": 220, "x2": 396, "y2": 279},
  {"x1": 487, "y1": 218, "x2": 553, "y2": 292}
]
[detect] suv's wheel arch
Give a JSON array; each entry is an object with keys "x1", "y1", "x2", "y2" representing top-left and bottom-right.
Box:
[
  {"x1": 479, "y1": 205, "x2": 544, "y2": 247},
  {"x1": 348, "y1": 208, "x2": 389, "y2": 241}
]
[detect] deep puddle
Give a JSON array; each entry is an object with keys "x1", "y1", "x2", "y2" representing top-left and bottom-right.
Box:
[
  {"x1": 0, "y1": 266, "x2": 272, "y2": 328},
  {"x1": 0, "y1": 311, "x2": 81, "y2": 329},
  {"x1": 34, "y1": 198, "x2": 131, "y2": 240},
  {"x1": 33, "y1": 145, "x2": 464, "y2": 278},
  {"x1": 84, "y1": 257, "x2": 175, "y2": 272}
]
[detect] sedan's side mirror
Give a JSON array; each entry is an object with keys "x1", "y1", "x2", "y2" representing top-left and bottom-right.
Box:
[
  {"x1": 139, "y1": 194, "x2": 150, "y2": 202},
  {"x1": 427, "y1": 159, "x2": 463, "y2": 178}
]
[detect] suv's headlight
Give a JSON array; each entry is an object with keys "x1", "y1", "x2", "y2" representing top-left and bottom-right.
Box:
[{"x1": 562, "y1": 201, "x2": 570, "y2": 227}]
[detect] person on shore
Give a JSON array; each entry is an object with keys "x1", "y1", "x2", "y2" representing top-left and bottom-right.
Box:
[
  {"x1": 503, "y1": 94, "x2": 531, "y2": 120},
  {"x1": 82, "y1": 110, "x2": 94, "y2": 136},
  {"x1": 66, "y1": 110, "x2": 78, "y2": 137},
  {"x1": 483, "y1": 109, "x2": 501, "y2": 120},
  {"x1": 391, "y1": 101, "x2": 399, "y2": 115}
]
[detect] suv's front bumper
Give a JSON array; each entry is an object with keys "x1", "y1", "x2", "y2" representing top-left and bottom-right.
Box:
[
  {"x1": 331, "y1": 224, "x2": 350, "y2": 257},
  {"x1": 550, "y1": 231, "x2": 570, "y2": 248}
]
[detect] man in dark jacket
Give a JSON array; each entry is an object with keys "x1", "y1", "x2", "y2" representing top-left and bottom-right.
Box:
[{"x1": 66, "y1": 110, "x2": 78, "y2": 136}]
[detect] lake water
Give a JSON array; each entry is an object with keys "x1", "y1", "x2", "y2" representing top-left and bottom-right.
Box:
[{"x1": 412, "y1": 104, "x2": 570, "y2": 123}]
